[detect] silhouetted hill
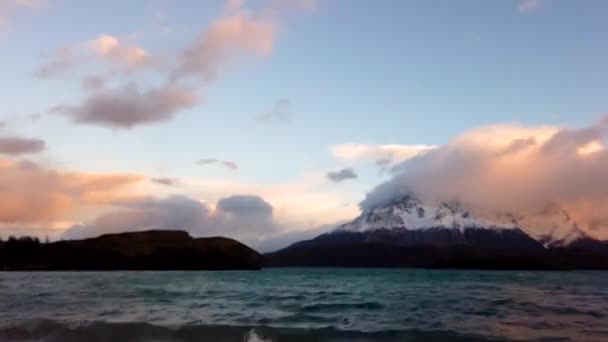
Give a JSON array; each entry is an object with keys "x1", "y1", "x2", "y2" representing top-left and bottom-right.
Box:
[{"x1": 0, "y1": 231, "x2": 261, "y2": 271}]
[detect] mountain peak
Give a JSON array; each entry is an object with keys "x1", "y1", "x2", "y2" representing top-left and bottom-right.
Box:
[
  {"x1": 516, "y1": 202, "x2": 586, "y2": 248},
  {"x1": 336, "y1": 195, "x2": 587, "y2": 247}
]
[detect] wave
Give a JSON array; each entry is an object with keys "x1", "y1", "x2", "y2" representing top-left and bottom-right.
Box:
[
  {"x1": 0, "y1": 319, "x2": 505, "y2": 342},
  {"x1": 299, "y1": 301, "x2": 385, "y2": 312}
]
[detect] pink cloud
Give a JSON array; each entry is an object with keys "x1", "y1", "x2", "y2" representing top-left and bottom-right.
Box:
[
  {"x1": 518, "y1": 0, "x2": 544, "y2": 13},
  {"x1": 362, "y1": 115, "x2": 608, "y2": 239}
]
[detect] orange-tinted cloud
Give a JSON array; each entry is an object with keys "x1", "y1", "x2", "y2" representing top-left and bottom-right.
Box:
[
  {"x1": 88, "y1": 34, "x2": 149, "y2": 69},
  {"x1": 0, "y1": 159, "x2": 143, "y2": 224}
]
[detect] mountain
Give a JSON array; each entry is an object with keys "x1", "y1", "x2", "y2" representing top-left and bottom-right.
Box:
[
  {"x1": 333, "y1": 195, "x2": 587, "y2": 247},
  {"x1": 265, "y1": 195, "x2": 608, "y2": 270},
  {"x1": 0, "y1": 230, "x2": 262, "y2": 271}
]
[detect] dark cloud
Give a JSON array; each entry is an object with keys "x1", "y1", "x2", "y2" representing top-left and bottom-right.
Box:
[
  {"x1": 62, "y1": 194, "x2": 279, "y2": 246},
  {"x1": 198, "y1": 158, "x2": 219, "y2": 164},
  {"x1": 150, "y1": 177, "x2": 179, "y2": 186},
  {"x1": 327, "y1": 168, "x2": 357, "y2": 183},
  {"x1": 217, "y1": 194, "x2": 273, "y2": 217},
  {"x1": 53, "y1": 83, "x2": 198, "y2": 129},
  {"x1": 255, "y1": 99, "x2": 292, "y2": 123},
  {"x1": 197, "y1": 158, "x2": 238, "y2": 170},
  {"x1": 0, "y1": 137, "x2": 45, "y2": 155}
]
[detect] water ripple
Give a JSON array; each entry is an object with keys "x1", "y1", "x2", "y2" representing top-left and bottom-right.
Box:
[{"x1": 1, "y1": 269, "x2": 608, "y2": 341}]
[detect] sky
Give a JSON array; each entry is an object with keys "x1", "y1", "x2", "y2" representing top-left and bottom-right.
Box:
[{"x1": 1, "y1": 0, "x2": 608, "y2": 251}]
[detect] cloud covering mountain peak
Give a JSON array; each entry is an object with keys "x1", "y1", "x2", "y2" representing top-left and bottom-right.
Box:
[{"x1": 361, "y1": 116, "x2": 608, "y2": 239}]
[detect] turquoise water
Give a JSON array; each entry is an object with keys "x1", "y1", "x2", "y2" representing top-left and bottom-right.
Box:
[{"x1": 1, "y1": 268, "x2": 608, "y2": 341}]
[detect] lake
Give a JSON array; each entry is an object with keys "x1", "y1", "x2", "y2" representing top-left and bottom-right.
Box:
[{"x1": 1, "y1": 268, "x2": 607, "y2": 341}]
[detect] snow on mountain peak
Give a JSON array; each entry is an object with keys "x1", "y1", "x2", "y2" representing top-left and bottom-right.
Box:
[
  {"x1": 516, "y1": 202, "x2": 585, "y2": 247},
  {"x1": 334, "y1": 194, "x2": 587, "y2": 247},
  {"x1": 335, "y1": 195, "x2": 515, "y2": 234}
]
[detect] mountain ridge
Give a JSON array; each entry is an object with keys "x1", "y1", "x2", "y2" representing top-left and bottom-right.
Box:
[{"x1": 333, "y1": 195, "x2": 588, "y2": 248}]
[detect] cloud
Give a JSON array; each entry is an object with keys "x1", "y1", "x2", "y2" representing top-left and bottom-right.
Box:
[
  {"x1": 187, "y1": 172, "x2": 359, "y2": 233},
  {"x1": 34, "y1": 46, "x2": 83, "y2": 78},
  {"x1": 375, "y1": 158, "x2": 391, "y2": 167},
  {"x1": 197, "y1": 158, "x2": 239, "y2": 170},
  {"x1": 53, "y1": 83, "x2": 199, "y2": 129},
  {"x1": 81, "y1": 75, "x2": 105, "y2": 90},
  {"x1": 48, "y1": 0, "x2": 310, "y2": 129},
  {"x1": 10, "y1": 0, "x2": 44, "y2": 8},
  {"x1": 255, "y1": 98, "x2": 292, "y2": 123},
  {"x1": 150, "y1": 177, "x2": 179, "y2": 186},
  {"x1": 222, "y1": 161, "x2": 239, "y2": 170},
  {"x1": 88, "y1": 34, "x2": 149, "y2": 69},
  {"x1": 0, "y1": 0, "x2": 43, "y2": 32},
  {"x1": 0, "y1": 159, "x2": 143, "y2": 224},
  {"x1": 198, "y1": 158, "x2": 219, "y2": 164},
  {"x1": 171, "y1": 1, "x2": 277, "y2": 82},
  {"x1": 327, "y1": 168, "x2": 357, "y2": 183},
  {"x1": 36, "y1": 34, "x2": 150, "y2": 78},
  {"x1": 0, "y1": 136, "x2": 45, "y2": 155},
  {"x1": 518, "y1": 0, "x2": 544, "y2": 13},
  {"x1": 253, "y1": 222, "x2": 337, "y2": 253},
  {"x1": 331, "y1": 143, "x2": 437, "y2": 165},
  {"x1": 62, "y1": 194, "x2": 279, "y2": 246},
  {"x1": 217, "y1": 194, "x2": 273, "y2": 217},
  {"x1": 360, "y1": 115, "x2": 608, "y2": 238}
]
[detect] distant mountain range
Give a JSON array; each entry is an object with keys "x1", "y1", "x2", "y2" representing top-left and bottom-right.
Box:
[{"x1": 265, "y1": 195, "x2": 608, "y2": 269}]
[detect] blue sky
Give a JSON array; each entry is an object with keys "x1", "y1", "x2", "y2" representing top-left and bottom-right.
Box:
[{"x1": 1, "y1": 0, "x2": 608, "y2": 245}]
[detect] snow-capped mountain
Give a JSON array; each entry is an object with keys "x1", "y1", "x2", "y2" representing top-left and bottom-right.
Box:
[
  {"x1": 332, "y1": 195, "x2": 587, "y2": 248},
  {"x1": 265, "y1": 194, "x2": 608, "y2": 270}
]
